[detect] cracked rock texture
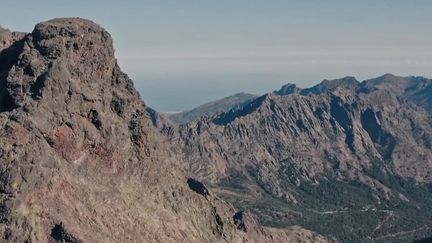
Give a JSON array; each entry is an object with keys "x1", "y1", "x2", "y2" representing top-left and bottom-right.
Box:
[
  {"x1": 0, "y1": 18, "x2": 328, "y2": 242},
  {"x1": 166, "y1": 75, "x2": 432, "y2": 242}
]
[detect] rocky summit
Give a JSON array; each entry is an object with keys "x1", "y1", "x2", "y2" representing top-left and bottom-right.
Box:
[{"x1": 0, "y1": 18, "x2": 329, "y2": 242}]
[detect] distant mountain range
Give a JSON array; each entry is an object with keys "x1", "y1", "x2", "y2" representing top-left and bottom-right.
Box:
[
  {"x1": 159, "y1": 73, "x2": 432, "y2": 242},
  {"x1": 167, "y1": 74, "x2": 432, "y2": 125},
  {"x1": 166, "y1": 92, "x2": 258, "y2": 124},
  {"x1": 275, "y1": 74, "x2": 432, "y2": 113}
]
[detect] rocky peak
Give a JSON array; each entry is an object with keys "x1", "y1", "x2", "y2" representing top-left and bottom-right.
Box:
[
  {"x1": 362, "y1": 73, "x2": 412, "y2": 92},
  {"x1": 2, "y1": 18, "x2": 134, "y2": 112},
  {"x1": 322, "y1": 76, "x2": 358, "y2": 86},
  {"x1": 30, "y1": 18, "x2": 116, "y2": 86},
  {"x1": 303, "y1": 76, "x2": 359, "y2": 94},
  {"x1": 373, "y1": 73, "x2": 398, "y2": 82},
  {"x1": 273, "y1": 76, "x2": 360, "y2": 98},
  {"x1": 274, "y1": 83, "x2": 300, "y2": 96}
]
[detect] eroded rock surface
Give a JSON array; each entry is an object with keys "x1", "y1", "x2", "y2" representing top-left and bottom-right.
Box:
[
  {"x1": 169, "y1": 75, "x2": 432, "y2": 242},
  {"x1": 0, "y1": 18, "x2": 327, "y2": 243}
]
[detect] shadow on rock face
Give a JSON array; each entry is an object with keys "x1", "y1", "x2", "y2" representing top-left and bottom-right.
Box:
[
  {"x1": 187, "y1": 178, "x2": 209, "y2": 196},
  {"x1": 50, "y1": 222, "x2": 82, "y2": 243},
  {"x1": 233, "y1": 211, "x2": 247, "y2": 232}
]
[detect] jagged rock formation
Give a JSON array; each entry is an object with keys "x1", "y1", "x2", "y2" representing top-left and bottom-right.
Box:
[
  {"x1": 0, "y1": 18, "x2": 328, "y2": 242},
  {"x1": 171, "y1": 74, "x2": 432, "y2": 242},
  {"x1": 166, "y1": 92, "x2": 258, "y2": 124},
  {"x1": 275, "y1": 74, "x2": 432, "y2": 112}
]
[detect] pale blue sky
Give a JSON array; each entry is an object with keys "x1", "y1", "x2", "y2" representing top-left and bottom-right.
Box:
[{"x1": 2, "y1": 1, "x2": 432, "y2": 111}]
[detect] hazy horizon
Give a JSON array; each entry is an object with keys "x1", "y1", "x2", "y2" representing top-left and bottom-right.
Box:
[{"x1": 2, "y1": 0, "x2": 432, "y2": 111}]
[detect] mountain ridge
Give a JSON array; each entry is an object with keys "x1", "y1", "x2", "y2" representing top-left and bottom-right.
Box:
[
  {"x1": 273, "y1": 74, "x2": 432, "y2": 112},
  {"x1": 166, "y1": 92, "x2": 258, "y2": 124},
  {"x1": 166, "y1": 73, "x2": 432, "y2": 242}
]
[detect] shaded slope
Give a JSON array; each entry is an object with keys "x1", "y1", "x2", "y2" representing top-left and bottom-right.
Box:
[
  {"x1": 362, "y1": 73, "x2": 432, "y2": 112},
  {"x1": 167, "y1": 92, "x2": 258, "y2": 124}
]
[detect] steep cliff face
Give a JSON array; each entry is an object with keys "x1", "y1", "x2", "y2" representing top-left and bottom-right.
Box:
[
  {"x1": 180, "y1": 88, "x2": 432, "y2": 185},
  {"x1": 0, "y1": 18, "x2": 327, "y2": 243},
  {"x1": 174, "y1": 77, "x2": 432, "y2": 242}
]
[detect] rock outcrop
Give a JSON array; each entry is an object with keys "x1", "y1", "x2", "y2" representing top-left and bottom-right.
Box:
[
  {"x1": 0, "y1": 18, "x2": 327, "y2": 242},
  {"x1": 187, "y1": 178, "x2": 210, "y2": 196}
]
